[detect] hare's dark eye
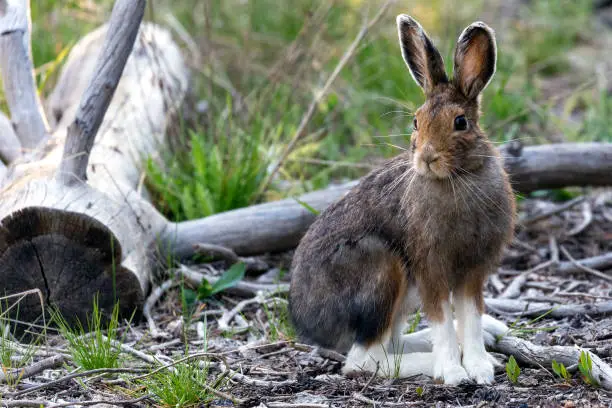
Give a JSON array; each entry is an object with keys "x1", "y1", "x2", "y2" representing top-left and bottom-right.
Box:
[
  {"x1": 413, "y1": 117, "x2": 418, "y2": 130},
  {"x1": 454, "y1": 115, "x2": 468, "y2": 131}
]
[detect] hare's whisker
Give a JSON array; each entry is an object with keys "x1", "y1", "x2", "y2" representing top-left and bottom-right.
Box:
[{"x1": 373, "y1": 133, "x2": 412, "y2": 138}]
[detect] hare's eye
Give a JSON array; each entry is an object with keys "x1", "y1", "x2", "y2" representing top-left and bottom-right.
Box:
[
  {"x1": 454, "y1": 115, "x2": 468, "y2": 131},
  {"x1": 413, "y1": 117, "x2": 418, "y2": 130}
]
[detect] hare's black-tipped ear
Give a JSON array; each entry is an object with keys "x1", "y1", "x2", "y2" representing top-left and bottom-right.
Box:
[
  {"x1": 453, "y1": 22, "x2": 497, "y2": 100},
  {"x1": 396, "y1": 14, "x2": 448, "y2": 93}
]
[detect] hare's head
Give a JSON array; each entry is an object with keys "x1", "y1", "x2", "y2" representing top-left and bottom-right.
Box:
[{"x1": 397, "y1": 15, "x2": 497, "y2": 179}]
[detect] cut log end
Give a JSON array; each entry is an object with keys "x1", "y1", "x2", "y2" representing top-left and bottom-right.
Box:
[{"x1": 0, "y1": 207, "x2": 143, "y2": 331}]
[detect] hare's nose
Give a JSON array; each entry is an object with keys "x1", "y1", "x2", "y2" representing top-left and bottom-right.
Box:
[{"x1": 421, "y1": 147, "x2": 440, "y2": 165}]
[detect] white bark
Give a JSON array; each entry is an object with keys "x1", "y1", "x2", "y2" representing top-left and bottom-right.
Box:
[
  {"x1": 0, "y1": 4, "x2": 188, "y2": 327},
  {"x1": 0, "y1": 0, "x2": 49, "y2": 148}
]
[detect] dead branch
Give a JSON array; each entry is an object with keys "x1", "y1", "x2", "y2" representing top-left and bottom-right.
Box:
[
  {"x1": 557, "y1": 252, "x2": 612, "y2": 275},
  {"x1": 57, "y1": 0, "x2": 146, "y2": 184},
  {"x1": 166, "y1": 143, "x2": 612, "y2": 258},
  {"x1": 501, "y1": 142, "x2": 612, "y2": 193},
  {"x1": 559, "y1": 246, "x2": 612, "y2": 282},
  {"x1": 0, "y1": 354, "x2": 64, "y2": 383},
  {"x1": 0, "y1": 0, "x2": 49, "y2": 149},
  {"x1": 485, "y1": 298, "x2": 612, "y2": 317},
  {"x1": 0, "y1": 112, "x2": 21, "y2": 164},
  {"x1": 491, "y1": 335, "x2": 612, "y2": 390}
]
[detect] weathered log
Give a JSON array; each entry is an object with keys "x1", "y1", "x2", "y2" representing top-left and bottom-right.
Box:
[
  {"x1": 164, "y1": 142, "x2": 612, "y2": 257},
  {"x1": 0, "y1": 0, "x2": 188, "y2": 328}
]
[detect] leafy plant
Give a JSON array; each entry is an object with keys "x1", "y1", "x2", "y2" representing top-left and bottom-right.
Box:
[
  {"x1": 197, "y1": 262, "x2": 246, "y2": 300},
  {"x1": 506, "y1": 355, "x2": 521, "y2": 384},
  {"x1": 578, "y1": 350, "x2": 600, "y2": 387},
  {"x1": 415, "y1": 386, "x2": 424, "y2": 397},
  {"x1": 53, "y1": 298, "x2": 126, "y2": 370},
  {"x1": 552, "y1": 360, "x2": 571, "y2": 383}
]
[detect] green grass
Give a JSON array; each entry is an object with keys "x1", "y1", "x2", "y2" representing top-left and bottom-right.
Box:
[
  {"x1": 52, "y1": 298, "x2": 125, "y2": 370},
  {"x1": 143, "y1": 362, "x2": 216, "y2": 408}
]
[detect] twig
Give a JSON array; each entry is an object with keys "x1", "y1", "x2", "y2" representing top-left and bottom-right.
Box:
[
  {"x1": 556, "y1": 252, "x2": 612, "y2": 275},
  {"x1": 485, "y1": 298, "x2": 612, "y2": 318},
  {"x1": 143, "y1": 279, "x2": 175, "y2": 339},
  {"x1": 109, "y1": 337, "x2": 158, "y2": 365},
  {"x1": 193, "y1": 243, "x2": 240, "y2": 263},
  {"x1": 265, "y1": 403, "x2": 330, "y2": 408},
  {"x1": 57, "y1": 0, "x2": 146, "y2": 184},
  {"x1": 193, "y1": 243, "x2": 269, "y2": 272},
  {"x1": 291, "y1": 343, "x2": 346, "y2": 363},
  {"x1": 352, "y1": 392, "x2": 418, "y2": 407},
  {"x1": 218, "y1": 293, "x2": 281, "y2": 331},
  {"x1": 178, "y1": 265, "x2": 289, "y2": 296},
  {"x1": 559, "y1": 246, "x2": 612, "y2": 283},
  {"x1": 499, "y1": 260, "x2": 555, "y2": 299},
  {"x1": 360, "y1": 362, "x2": 380, "y2": 393},
  {"x1": 521, "y1": 196, "x2": 585, "y2": 226},
  {"x1": 567, "y1": 201, "x2": 593, "y2": 236},
  {"x1": 1, "y1": 395, "x2": 152, "y2": 407},
  {"x1": 0, "y1": 354, "x2": 65, "y2": 383},
  {"x1": 258, "y1": 0, "x2": 395, "y2": 194},
  {"x1": 7, "y1": 367, "x2": 148, "y2": 398}
]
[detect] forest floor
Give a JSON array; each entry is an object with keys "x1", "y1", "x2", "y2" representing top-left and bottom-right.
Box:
[{"x1": 2, "y1": 192, "x2": 612, "y2": 408}]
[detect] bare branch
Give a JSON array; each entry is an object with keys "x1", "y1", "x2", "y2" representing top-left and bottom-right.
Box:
[
  {"x1": 0, "y1": 0, "x2": 50, "y2": 148},
  {"x1": 57, "y1": 0, "x2": 146, "y2": 185},
  {"x1": 0, "y1": 111, "x2": 22, "y2": 164}
]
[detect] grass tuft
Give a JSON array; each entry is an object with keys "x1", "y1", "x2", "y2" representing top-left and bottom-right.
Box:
[{"x1": 53, "y1": 298, "x2": 124, "y2": 370}]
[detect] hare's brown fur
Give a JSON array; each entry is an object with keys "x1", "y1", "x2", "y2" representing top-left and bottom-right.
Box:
[{"x1": 289, "y1": 16, "x2": 515, "y2": 356}]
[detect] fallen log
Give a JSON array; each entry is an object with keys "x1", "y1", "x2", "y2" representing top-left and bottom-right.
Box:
[
  {"x1": 164, "y1": 142, "x2": 612, "y2": 257},
  {"x1": 0, "y1": 0, "x2": 188, "y2": 327}
]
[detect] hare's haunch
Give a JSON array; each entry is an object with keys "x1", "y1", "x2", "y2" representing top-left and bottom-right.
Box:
[{"x1": 289, "y1": 15, "x2": 515, "y2": 385}]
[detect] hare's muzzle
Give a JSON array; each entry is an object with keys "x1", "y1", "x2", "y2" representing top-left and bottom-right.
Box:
[{"x1": 415, "y1": 143, "x2": 448, "y2": 179}]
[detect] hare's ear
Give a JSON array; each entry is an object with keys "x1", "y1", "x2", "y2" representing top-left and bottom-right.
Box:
[
  {"x1": 396, "y1": 14, "x2": 448, "y2": 93},
  {"x1": 453, "y1": 22, "x2": 496, "y2": 100}
]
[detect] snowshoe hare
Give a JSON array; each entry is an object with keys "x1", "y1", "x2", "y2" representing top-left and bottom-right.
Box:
[{"x1": 289, "y1": 14, "x2": 515, "y2": 385}]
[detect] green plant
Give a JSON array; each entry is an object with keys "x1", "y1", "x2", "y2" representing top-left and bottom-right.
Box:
[
  {"x1": 506, "y1": 355, "x2": 521, "y2": 384},
  {"x1": 262, "y1": 298, "x2": 296, "y2": 342},
  {"x1": 406, "y1": 310, "x2": 422, "y2": 334},
  {"x1": 551, "y1": 360, "x2": 571, "y2": 383},
  {"x1": 415, "y1": 386, "x2": 424, "y2": 397},
  {"x1": 197, "y1": 262, "x2": 246, "y2": 300},
  {"x1": 578, "y1": 350, "x2": 600, "y2": 387},
  {"x1": 53, "y1": 298, "x2": 126, "y2": 370},
  {"x1": 144, "y1": 362, "x2": 216, "y2": 407}
]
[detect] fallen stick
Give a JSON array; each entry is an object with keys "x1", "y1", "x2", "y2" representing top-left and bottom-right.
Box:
[
  {"x1": 558, "y1": 247, "x2": 612, "y2": 282},
  {"x1": 491, "y1": 334, "x2": 612, "y2": 390},
  {"x1": 177, "y1": 265, "x2": 289, "y2": 296},
  {"x1": 557, "y1": 252, "x2": 612, "y2": 275},
  {"x1": 0, "y1": 354, "x2": 64, "y2": 383},
  {"x1": 485, "y1": 298, "x2": 612, "y2": 318}
]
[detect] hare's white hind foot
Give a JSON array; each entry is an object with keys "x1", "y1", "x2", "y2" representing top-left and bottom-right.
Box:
[{"x1": 342, "y1": 343, "x2": 434, "y2": 378}]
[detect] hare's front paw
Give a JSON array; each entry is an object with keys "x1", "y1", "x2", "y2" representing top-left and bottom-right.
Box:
[
  {"x1": 462, "y1": 353, "x2": 495, "y2": 384},
  {"x1": 434, "y1": 358, "x2": 468, "y2": 385}
]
